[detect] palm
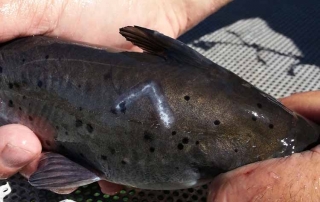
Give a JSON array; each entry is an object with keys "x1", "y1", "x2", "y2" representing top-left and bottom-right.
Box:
[{"x1": 0, "y1": 0, "x2": 228, "y2": 50}]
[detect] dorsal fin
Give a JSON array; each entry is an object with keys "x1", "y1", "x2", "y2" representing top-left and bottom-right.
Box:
[{"x1": 119, "y1": 26, "x2": 213, "y2": 67}]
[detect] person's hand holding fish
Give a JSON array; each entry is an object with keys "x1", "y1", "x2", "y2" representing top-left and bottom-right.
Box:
[{"x1": 1, "y1": 0, "x2": 320, "y2": 201}]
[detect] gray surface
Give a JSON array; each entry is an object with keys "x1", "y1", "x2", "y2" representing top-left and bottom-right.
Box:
[{"x1": 2, "y1": 0, "x2": 320, "y2": 201}]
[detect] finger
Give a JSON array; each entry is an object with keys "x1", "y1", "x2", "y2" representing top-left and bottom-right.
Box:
[
  {"x1": 0, "y1": 124, "x2": 41, "y2": 179},
  {"x1": 0, "y1": 0, "x2": 60, "y2": 42},
  {"x1": 280, "y1": 90, "x2": 320, "y2": 123},
  {"x1": 98, "y1": 180, "x2": 123, "y2": 195},
  {"x1": 171, "y1": 0, "x2": 232, "y2": 35},
  {"x1": 208, "y1": 149, "x2": 320, "y2": 201}
]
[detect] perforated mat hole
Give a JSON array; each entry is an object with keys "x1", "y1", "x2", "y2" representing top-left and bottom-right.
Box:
[
  {"x1": 113, "y1": 195, "x2": 120, "y2": 200},
  {"x1": 157, "y1": 195, "x2": 164, "y2": 200},
  {"x1": 167, "y1": 197, "x2": 174, "y2": 202},
  {"x1": 163, "y1": 190, "x2": 170, "y2": 194},
  {"x1": 173, "y1": 191, "x2": 179, "y2": 196},
  {"x1": 188, "y1": 188, "x2": 194, "y2": 193}
]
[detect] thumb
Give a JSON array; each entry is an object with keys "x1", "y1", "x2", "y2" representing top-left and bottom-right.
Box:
[
  {"x1": 207, "y1": 148, "x2": 320, "y2": 201},
  {"x1": 0, "y1": 124, "x2": 41, "y2": 179}
]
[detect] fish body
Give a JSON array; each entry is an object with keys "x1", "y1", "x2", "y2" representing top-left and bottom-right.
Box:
[{"x1": 0, "y1": 26, "x2": 318, "y2": 190}]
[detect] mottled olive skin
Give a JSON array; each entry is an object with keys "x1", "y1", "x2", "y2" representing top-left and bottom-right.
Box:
[{"x1": 0, "y1": 35, "x2": 319, "y2": 190}]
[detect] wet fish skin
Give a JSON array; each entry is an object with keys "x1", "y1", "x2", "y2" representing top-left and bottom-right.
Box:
[{"x1": 0, "y1": 26, "x2": 318, "y2": 191}]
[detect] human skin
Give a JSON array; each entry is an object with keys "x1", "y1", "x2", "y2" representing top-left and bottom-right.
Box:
[
  {"x1": 0, "y1": 0, "x2": 231, "y2": 195},
  {"x1": 1, "y1": 0, "x2": 320, "y2": 201},
  {"x1": 208, "y1": 91, "x2": 320, "y2": 202}
]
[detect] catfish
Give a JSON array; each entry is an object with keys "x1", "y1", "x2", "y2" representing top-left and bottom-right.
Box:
[{"x1": 0, "y1": 26, "x2": 318, "y2": 191}]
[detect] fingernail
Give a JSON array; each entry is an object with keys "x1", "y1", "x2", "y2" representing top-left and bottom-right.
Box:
[{"x1": 1, "y1": 143, "x2": 34, "y2": 168}]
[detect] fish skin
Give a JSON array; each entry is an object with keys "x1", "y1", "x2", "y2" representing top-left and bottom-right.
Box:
[{"x1": 0, "y1": 26, "x2": 319, "y2": 190}]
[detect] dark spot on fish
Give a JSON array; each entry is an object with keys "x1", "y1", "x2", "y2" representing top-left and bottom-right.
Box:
[
  {"x1": 103, "y1": 72, "x2": 112, "y2": 81},
  {"x1": 79, "y1": 153, "x2": 85, "y2": 158},
  {"x1": 0, "y1": 66, "x2": 2, "y2": 73},
  {"x1": 121, "y1": 160, "x2": 127, "y2": 165},
  {"x1": 214, "y1": 120, "x2": 220, "y2": 125},
  {"x1": 143, "y1": 131, "x2": 153, "y2": 141},
  {"x1": 18, "y1": 107, "x2": 22, "y2": 111},
  {"x1": 149, "y1": 147, "x2": 155, "y2": 153},
  {"x1": 184, "y1": 95, "x2": 190, "y2": 101},
  {"x1": 45, "y1": 140, "x2": 51, "y2": 146},
  {"x1": 177, "y1": 143, "x2": 184, "y2": 150},
  {"x1": 77, "y1": 84, "x2": 81, "y2": 88},
  {"x1": 78, "y1": 107, "x2": 83, "y2": 111},
  {"x1": 158, "y1": 195, "x2": 164, "y2": 200},
  {"x1": 202, "y1": 184, "x2": 208, "y2": 189},
  {"x1": 234, "y1": 149, "x2": 238, "y2": 153},
  {"x1": 175, "y1": 167, "x2": 179, "y2": 170},
  {"x1": 8, "y1": 100, "x2": 13, "y2": 107},
  {"x1": 22, "y1": 59, "x2": 25, "y2": 63},
  {"x1": 86, "y1": 124, "x2": 93, "y2": 133},
  {"x1": 45, "y1": 55, "x2": 49, "y2": 59},
  {"x1": 65, "y1": 131, "x2": 68, "y2": 135},
  {"x1": 195, "y1": 141, "x2": 200, "y2": 145},
  {"x1": 8, "y1": 83, "x2": 13, "y2": 89},
  {"x1": 13, "y1": 82, "x2": 20, "y2": 89},
  {"x1": 28, "y1": 116, "x2": 33, "y2": 121},
  {"x1": 110, "y1": 108, "x2": 117, "y2": 114},
  {"x1": 37, "y1": 80, "x2": 43, "y2": 88},
  {"x1": 182, "y1": 138, "x2": 189, "y2": 144},
  {"x1": 55, "y1": 126, "x2": 59, "y2": 130},
  {"x1": 109, "y1": 148, "x2": 116, "y2": 155},
  {"x1": 172, "y1": 131, "x2": 177, "y2": 136},
  {"x1": 257, "y1": 103, "x2": 262, "y2": 108},
  {"x1": 101, "y1": 155, "x2": 107, "y2": 160},
  {"x1": 119, "y1": 101, "x2": 126, "y2": 114},
  {"x1": 269, "y1": 124, "x2": 274, "y2": 129},
  {"x1": 252, "y1": 116, "x2": 257, "y2": 121},
  {"x1": 139, "y1": 192, "x2": 145, "y2": 197},
  {"x1": 75, "y1": 119, "x2": 83, "y2": 127},
  {"x1": 22, "y1": 96, "x2": 26, "y2": 100}
]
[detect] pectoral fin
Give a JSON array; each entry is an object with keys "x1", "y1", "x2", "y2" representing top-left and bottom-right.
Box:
[{"x1": 29, "y1": 152, "x2": 101, "y2": 190}]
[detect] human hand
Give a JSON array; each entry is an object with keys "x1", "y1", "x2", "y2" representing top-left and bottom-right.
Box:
[
  {"x1": 0, "y1": 0, "x2": 230, "y2": 50},
  {"x1": 0, "y1": 0, "x2": 231, "y2": 195},
  {"x1": 208, "y1": 91, "x2": 320, "y2": 201}
]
